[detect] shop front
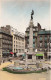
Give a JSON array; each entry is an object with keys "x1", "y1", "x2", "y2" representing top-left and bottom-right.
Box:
[
  {"x1": 2, "y1": 52, "x2": 14, "y2": 57},
  {"x1": 36, "y1": 52, "x2": 44, "y2": 59}
]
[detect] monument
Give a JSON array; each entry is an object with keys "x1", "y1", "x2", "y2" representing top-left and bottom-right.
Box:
[
  {"x1": 29, "y1": 10, "x2": 34, "y2": 52},
  {"x1": 25, "y1": 10, "x2": 36, "y2": 64},
  {"x1": 3, "y1": 11, "x2": 48, "y2": 73}
]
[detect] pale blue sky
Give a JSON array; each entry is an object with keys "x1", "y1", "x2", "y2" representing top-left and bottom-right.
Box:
[{"x1": 0, "y1": 0, "x2": 50, "y2": 33}]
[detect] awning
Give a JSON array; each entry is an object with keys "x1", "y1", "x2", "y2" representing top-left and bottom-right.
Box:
[
  {"x1": 36, "y1": 54, "x2": 43, "y2": 56},
  {"x1": 10, "y1": 52, "x2": 14, "y2": 54}
]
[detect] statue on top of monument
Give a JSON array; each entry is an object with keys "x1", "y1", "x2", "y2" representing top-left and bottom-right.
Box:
[{"x1": 31, "y1": 10, "x2": 34, "y2": 20}]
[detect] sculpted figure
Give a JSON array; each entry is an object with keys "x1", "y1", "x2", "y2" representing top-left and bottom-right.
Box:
[{"x1": 31, "y1": 10, "x2": 34, "y2": 20}]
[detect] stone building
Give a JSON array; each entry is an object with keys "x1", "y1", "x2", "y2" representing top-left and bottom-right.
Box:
[
  {"x1": 5, "y1": 25, "x2": 25, "y2": 56},
  {"x1": 1, "y1": 25, "x2": 11, "y2": 34},
  {"x1": 0, "y1": 25, "x2": 25, "y2": 57},
  {"x1": 12, "y1": 31, "x2": 25, "y2": 56},
  {"x1": 0, "y1": 30, "x2": 12, "y2": 57},
  {"x1": 37, "y1": 30, "x2": 51, "y2": 59}
]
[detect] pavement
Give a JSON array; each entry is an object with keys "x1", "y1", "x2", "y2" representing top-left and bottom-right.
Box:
[{"x1": 0, "y1": 60, "x2": 51, "y2": 80}]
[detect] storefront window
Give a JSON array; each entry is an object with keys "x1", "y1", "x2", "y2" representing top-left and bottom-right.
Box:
[{"x1": 28, "y1": 55, "x2": 32, "y2": 59}]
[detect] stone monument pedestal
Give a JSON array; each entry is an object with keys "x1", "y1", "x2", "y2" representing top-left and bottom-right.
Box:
[{"x1": 25, "y1": 51, "x2": 36, "y2": 64}]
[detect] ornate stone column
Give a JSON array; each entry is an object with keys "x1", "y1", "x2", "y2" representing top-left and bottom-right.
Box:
[{"x1": 29, "y1": 19, "x2": 34, "y2": 53}]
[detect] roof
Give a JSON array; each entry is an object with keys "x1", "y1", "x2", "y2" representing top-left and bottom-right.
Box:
[
  {"x1": 38, "y1": 30, "x2": 51, "y2": 35},
  {"x1": 0, "y1": 31, "x2": 12, "y2": 37}
]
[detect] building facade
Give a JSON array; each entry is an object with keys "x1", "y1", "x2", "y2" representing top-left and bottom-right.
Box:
[
  {"x1": 0, "y1": 25, "x2": 25, "y2": 57},
  {"x1": 12, "y1": 32, "x2": 25, "y2": 56},
  {"x1": 25, "y1": 21, "x2": 42, "y2": 52},
  {"x1": 37, "y1": 30, "x2": 51, "y2": 59},
  {"x1": 0, "y1": 31, "x2": 12, "y2": 57},
  {"x1": 1, "y1": 25, "x2": 11, "y2": 34},
  {"x1": 10, "y1": 26, "x2": 25, "y2": 56}
]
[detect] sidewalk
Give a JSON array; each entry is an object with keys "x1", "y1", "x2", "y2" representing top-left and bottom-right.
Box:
[{"x1": 0, "y1": 61, "x2": 14, "y2": 69}]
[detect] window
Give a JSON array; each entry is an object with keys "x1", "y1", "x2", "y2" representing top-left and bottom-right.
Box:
[
  {"x1": 27, "y1": 33, "x2": 29, "y2": 36},
  {"x1": 33, "y1": 33, "x2": 35, "y2": 36},
  {"x1": 40, "y1": 37, "x2": 42, "y2": 41},
  {"x1": 38, "y1": 56, "x2": 43, "y2": 59},
  {"x1": 50, "y1": 37, "x2": 51, "y2": 40},
  {"x1": 45, "y1": 37, "x2": 47, "y2": 40},
  {"x1": 49, "y1": 49, "x2": 51, "y2": 51},
  {"x1": 35, "y1": 33, "x2": 37, "y2": 36},
  {"x1": 44, "y1": 36, "x2": 47, "y2": 41},
  {"x1": 14, "y1": 45, "x2": 15, "y2": 47},
  {"x1": 28, "y1": 55, "x2": 32, "y2": 59},
  {"x1": 14, "y1": 41, "x2": 15, "y2": 43},
  {"x1": 45, "y1": 43, "x2": 47, "y2": 47},
  {"x1": 33, "y1": 29, "x2": 35, "y2": 31},
  {"x1": 16, "y1": 45, "x2": 17, "y2": 47},
  {"x1": 33, "y1": 44, "x2": 35, "y2": 47},
  {"x1": 40, "y1": 43, "x2": 42, "y2": 47},
  {"x1": 14, "y1": 49, "x2": 15, "y2": 52},
  {"x1": 33, "y1": 39, "x2": 35, "y2": 42},
  {"x1": 50, "y1": 43, "x2": 51, "y2": 47}
]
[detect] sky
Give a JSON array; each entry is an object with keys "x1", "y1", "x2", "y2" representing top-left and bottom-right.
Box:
[{"x1": 0, "y1": 0, "x2": 50, "y2": 33}]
